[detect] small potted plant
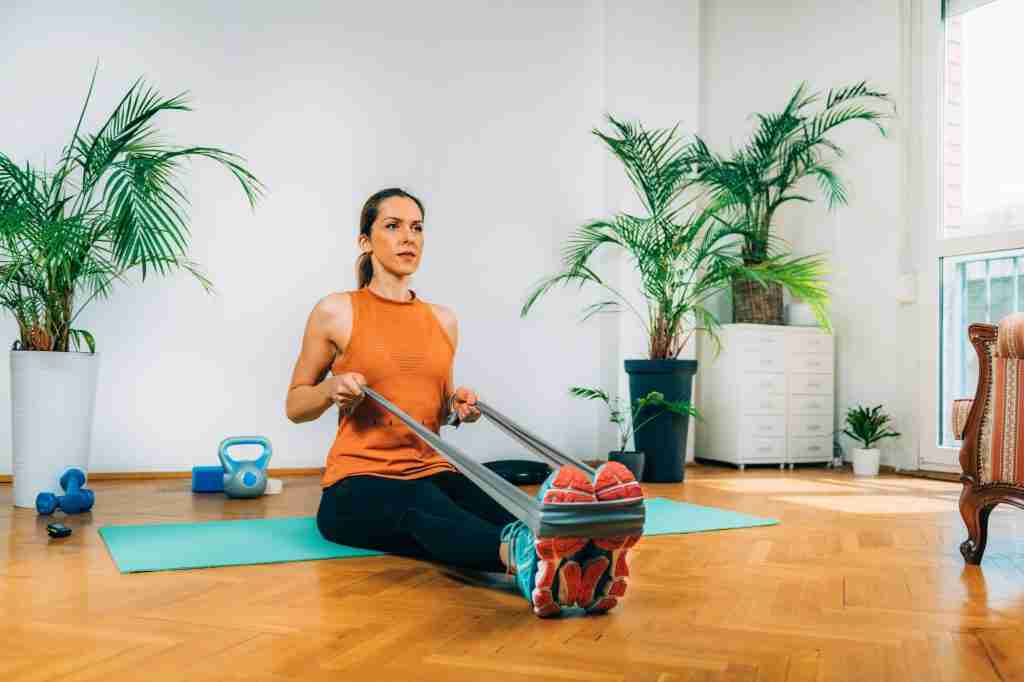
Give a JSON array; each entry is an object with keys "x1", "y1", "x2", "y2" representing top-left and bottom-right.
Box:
[
  {"x1": 841, "y1": 405, "x2": 900, "y2": 476},
  {"x1": 569, "y1": 385, "x2": 699, "y2": 482}
]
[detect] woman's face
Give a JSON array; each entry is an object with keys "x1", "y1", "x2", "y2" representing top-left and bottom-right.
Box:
[{"x1": 361, "y1": 196, "x2": 424, "y2": 278}]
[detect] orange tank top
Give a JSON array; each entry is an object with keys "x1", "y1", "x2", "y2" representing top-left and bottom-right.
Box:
[{"x1": 320, "y1": 287, "x2": 458, "y2": 488}]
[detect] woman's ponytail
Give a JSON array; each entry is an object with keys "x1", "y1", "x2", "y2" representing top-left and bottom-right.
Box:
[{"x1": 356, "y1": 251, "x2": 374, "y2": 289}]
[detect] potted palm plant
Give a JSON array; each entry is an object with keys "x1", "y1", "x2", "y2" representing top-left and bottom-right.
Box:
[
  {"x1": 685, "y1": 81, "x2": 894, "y2": 325},
  {"x1": 0, "y1": 70, "x2": 262, "y2": 507},
  {"x1": 841, "y1": 405, "x2": 901, "y2": 476},
  {"x1": 569, "y1": 386, "x2": 698, "y2": 481},
  {"x1": 523, "y1": 115, "x2": 829, "y2": 482}
]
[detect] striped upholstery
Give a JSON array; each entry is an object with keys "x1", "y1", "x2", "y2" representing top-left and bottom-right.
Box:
[
  {"x1": 981, "y1": 356, "x2": 1024, "y2": 484},
  {"x1": 953, "y1": 398, "x2": 973, "y2": 440},
  {"x1": 975, "y1": 314, "x2": 1024, "y2": 485},
  {"x1": 997, "y1": 313, "x2": 1024, "y2": 358}
]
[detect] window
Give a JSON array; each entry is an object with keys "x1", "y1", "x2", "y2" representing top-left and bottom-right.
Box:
[
  {"x1": 943, "y1": 1, "x2": 1024, "y2": 238},
  {"x1": 940, "y1": 249, "x2": 1024, "y2": 446},
  {"x1": 936, "y1": 0, "x2": 1024, "y2": 453}
]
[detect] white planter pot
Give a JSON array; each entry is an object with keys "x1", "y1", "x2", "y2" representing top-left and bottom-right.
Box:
[
  {"x1": 851, "y1": 448, "x2": 880, "y2": 476},
  {"x1": 10, "y1": 350, "x2": 100, "y2": 508}
]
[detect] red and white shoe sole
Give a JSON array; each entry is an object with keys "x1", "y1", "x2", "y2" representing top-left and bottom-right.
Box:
[
  {"x1": 584, "y1": 462, "x2": 643, "y2": 614},
  {"x1": 531, "y1": 465, "x2": 595, "y2": 617}
]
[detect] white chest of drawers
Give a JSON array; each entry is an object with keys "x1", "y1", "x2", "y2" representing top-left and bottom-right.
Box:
[{"x1": 696, "y1": 324, "x2": 835, "y2": 470}]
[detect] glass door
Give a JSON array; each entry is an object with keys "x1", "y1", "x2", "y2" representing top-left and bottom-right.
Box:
[{"x1": 918, "y1": 0, "x2": 1024, "y2": 470}]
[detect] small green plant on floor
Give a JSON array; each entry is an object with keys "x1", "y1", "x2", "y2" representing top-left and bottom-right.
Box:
[
  {"x1": 570, "y1": 386, "x2": 699, "y2": 452},
  {"x1": 842, "y1": 404, "x2": 900, "y2": 449}
]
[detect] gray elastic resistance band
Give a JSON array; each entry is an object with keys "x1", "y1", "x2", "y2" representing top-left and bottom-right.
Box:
[{"x1": 361, "y1": 386, "x2": 645, "y2": 540}]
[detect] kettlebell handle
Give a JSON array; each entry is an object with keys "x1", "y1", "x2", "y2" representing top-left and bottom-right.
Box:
[{"x1": 218, "y1": 435, "x2": 273, "y2": 473}]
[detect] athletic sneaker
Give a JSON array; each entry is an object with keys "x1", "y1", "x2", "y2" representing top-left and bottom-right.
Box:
[
  {"x1": 576, "y1": 462, "x2": 644, "y2": 614},
  {"x1": 500, "y1": 465, "x2": 595, "y2": 617}
]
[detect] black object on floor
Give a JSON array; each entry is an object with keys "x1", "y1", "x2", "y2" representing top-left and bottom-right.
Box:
[
  {"x1": 482, "y1": 459, "x2": 552, "y2": 486},
  {"x1": 46, "y1": 523, "x2": 72, "y2": 539}
]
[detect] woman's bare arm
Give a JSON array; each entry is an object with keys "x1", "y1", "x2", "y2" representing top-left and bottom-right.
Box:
[
  {"x1": 431, "y1": 302, "x2": 484, "y2": 425},
  {"x1": 429, "y1": 303, "x2": 458, "y2": 420},
  {"x1": 286, "y1": 295, "x2": 352, "y2": 423}
]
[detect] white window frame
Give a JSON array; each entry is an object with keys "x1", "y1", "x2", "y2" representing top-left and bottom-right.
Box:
[{"x1": 913, "y1": 0, "x2": 1024, "y2": 471}]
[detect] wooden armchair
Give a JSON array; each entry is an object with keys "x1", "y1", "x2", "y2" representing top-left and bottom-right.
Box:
[{"x1": 953, "y1": 313, "x2": 1024, "y2": 564}]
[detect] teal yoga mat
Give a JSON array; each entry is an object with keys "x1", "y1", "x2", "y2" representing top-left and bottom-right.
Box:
[
  {"x1": 98, "y1": 497, "x2": 777, "y2": 573},
  {"x1": 98, "y1": 517, "x2": 384, "y2": 573},
  {"x1": 641, "y1": 497, "x2": 777, "y2": 536}
]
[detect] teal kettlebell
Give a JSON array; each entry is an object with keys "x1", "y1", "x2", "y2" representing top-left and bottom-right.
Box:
[{"x1": 218, "y1": 435, "x2": 272, "y2": 498}]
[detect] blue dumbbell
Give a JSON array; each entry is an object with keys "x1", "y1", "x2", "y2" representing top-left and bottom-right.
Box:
[{"x1": 36, "y1": 468, "x2": 95, "y2": 515}]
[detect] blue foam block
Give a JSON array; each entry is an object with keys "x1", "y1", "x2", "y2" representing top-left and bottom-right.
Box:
[{"x1": 191, "y1": 465, "x2": 224, "y2": 493}]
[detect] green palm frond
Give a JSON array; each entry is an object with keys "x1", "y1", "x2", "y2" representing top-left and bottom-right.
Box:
[
  {"x1": 570, "y1": 385, "x2": 629, "y2": 447},
  {"x1": 806, "y1": 164, "x2": 848, "y2": 209},
  {"x1": 569, "y1": 386, "x2": 611, "y2": 403},
  {"x1": 579, "y1": 300, "x2": 622, "y2": 322},
  {"x1": 592, "y1": 116, "x2": 691, "y2": 217},
  {"x1": 688, "y1": 80, "x2": 892, "y2": 259},
  {"x1": 0, "y1": 70, "x2": 262, "y2": 352},
  {"x1": 524, "y1": 85, "x2": 880, "y2": 358},
  {"x1": 73, "y1": 80, "x2": 190, "y2": 195},
  {"x1": 631, "y1": 393, "x2": 701, "y2": 441},
  {"x1": 561, "y1": 218, "x2": 626, "y2": 271},
  {"x1": 825, "y1": 81, "x2": 889, "y2": 108},
  {"x1": 524, "y1": 110, "x2": 838, "y2": 358},
  {"x1": 68, "y1": 328, "x2": 96, "y2": 353}
]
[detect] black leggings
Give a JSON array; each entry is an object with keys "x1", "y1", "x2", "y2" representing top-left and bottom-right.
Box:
[{"x1": 316, "y1": 470, "x2": 518, "y2": 572}]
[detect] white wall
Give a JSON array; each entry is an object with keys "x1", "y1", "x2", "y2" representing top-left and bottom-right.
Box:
[
  {"x1": 698, "y1": 0, "x2": 919, "y2": 468},
  {"x1": 601, "y1": 1, "x2": 702, "y2": 461},
  {"x1": 2, "y1": 0, "x2": 918, "y2": 475},
  {"x1": 0, "y1": 1, "x2": 625, "y2": 473}
]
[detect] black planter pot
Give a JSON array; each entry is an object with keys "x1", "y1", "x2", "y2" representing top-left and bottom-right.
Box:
[
  {"x1": 608, "y1": 450, "x2": 645, "y2": 483},
  {"x1": 624, "y1": 358, "x2": 698, "y2": 483}
]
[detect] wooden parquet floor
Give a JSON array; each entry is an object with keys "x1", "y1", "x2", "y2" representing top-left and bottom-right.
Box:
[{"x1": 2, "y1": 464, "x2": 1023, "y2": 682}]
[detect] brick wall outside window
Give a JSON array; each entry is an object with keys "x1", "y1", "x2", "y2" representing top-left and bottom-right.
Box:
[{"x1": 944, "y1": 18, "x2": 964, "y2": 232}]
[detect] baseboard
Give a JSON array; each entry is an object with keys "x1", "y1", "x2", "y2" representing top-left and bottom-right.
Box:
[
  {"x1": 0, "y1": 467, "x2": 324, "y2": 484},
  {"x1": 0, "y1": 460, "x2": 701, "y2": 484},
  {"x1": 887, "y1": 466, "x2": 961, "y2": 483}
]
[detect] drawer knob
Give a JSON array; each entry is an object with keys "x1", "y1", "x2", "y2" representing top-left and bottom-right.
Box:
[
  {"x1": 809, "y1": 446, "x2": 821, "y2": 452},
  {"x1": 808, "y1": 425, "x2": 821, "y2": 431}
]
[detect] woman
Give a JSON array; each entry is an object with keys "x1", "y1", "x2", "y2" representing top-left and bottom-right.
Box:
[{"x1": 285, "y1": 188, "x2": 642, "y2": 617}]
